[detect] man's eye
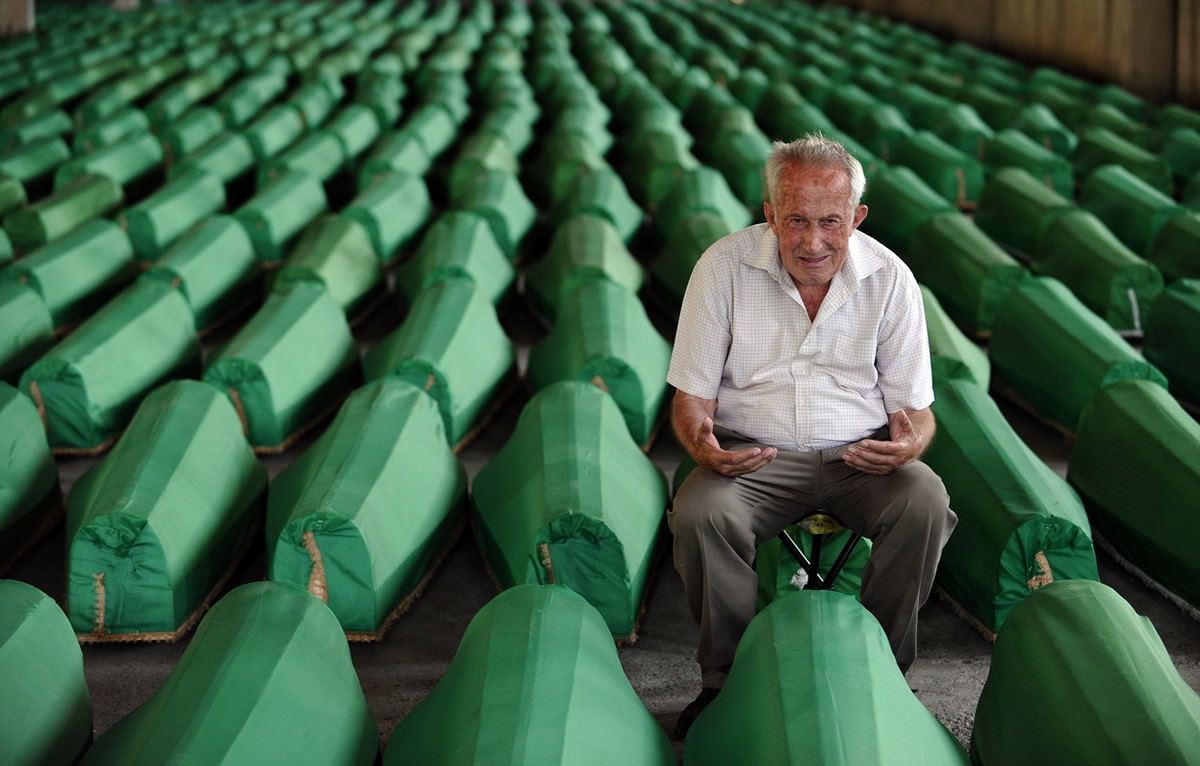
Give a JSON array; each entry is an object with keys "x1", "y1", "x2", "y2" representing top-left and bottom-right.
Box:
[{"x1": 820, "y1": 219, "x2": 841, "y2": 229}]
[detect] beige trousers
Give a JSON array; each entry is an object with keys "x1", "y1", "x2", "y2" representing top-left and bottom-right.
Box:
[{"x1": 668, "y1": 428, "x2": 956, "y2": 687}]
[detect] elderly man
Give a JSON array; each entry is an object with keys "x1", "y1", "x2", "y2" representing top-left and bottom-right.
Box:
[{"x1": 667, "y1": 134, "x2": 957, "y2": 738}]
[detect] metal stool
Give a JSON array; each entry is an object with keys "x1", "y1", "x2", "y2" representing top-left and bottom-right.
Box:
[{"x1": 778, "y1": 511, "x2": 862, "y2": 590}]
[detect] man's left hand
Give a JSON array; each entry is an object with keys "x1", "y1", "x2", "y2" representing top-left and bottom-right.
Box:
[{"x1": 842, "y1": 408, "x2": 934, "y2": 475}]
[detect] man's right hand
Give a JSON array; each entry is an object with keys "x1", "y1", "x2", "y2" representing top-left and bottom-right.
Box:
[{"x1": 673, "y1": 390, "x2": 777, "y2": 477}]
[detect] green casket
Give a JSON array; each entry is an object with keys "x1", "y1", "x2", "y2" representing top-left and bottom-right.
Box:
[
  {"x1": 168, "y1": 131, "x2": 256, "y2": 191},
  {"x1": 527, "y1": 277, "x2": 670, "y2": 446},
  {"x1": 72, "y1": 107, "x2": 149, "y2": 154},
  {"x1": 0, "y1": 580, "x2": 92, "y2": 766},
  {"x1": 0, "y1": 280, "x2": 55, "y2": 383},
  {"x1": 384, "y1": 585, "x2": 674, "y2": 765},
  {"x1": 340, "y1": 170, "x2": 431, "y2": 265},
  {"x1": 273, "y1": 215, "x2": 383, "y2": 318},
  {"x1": 363, "y1": 276, "x2": 515, "y2": 448},
  {"x1": 141, "y1": 214, "x2": 261, "y2": 333},
  {"x1": 446, "y1": 131, "x2": 519, "y2": 201},
  {"x1": 160, "y1": 106, "x2": 225, "y2": 168},
  {"x1": 989, "y1": 277, "x2": 1167, "y2": 432},
  {"x1": 20, "y1": 279, "x2": 200, "y2": 452},
  {"x1": 653, "y1": 166, "x2": 750, "y2": 244},
  {"x1": 684, "y1": 591, "x2": 967, "y2": 763},
  {"x1": 66, "y1": 380, "x2": 267, "y2": 640},
  {"x1": 259, "y1": 130, "x2": 348, "y2": 187},
  {"x1": 394, "y1": 211, "x2": 514, "y2": 308},
  {"x1": 907, "y1": 211, "x2": 1028, "y2": 335},
  {"x1": 1068, "y1": 379, "x2": 1200, "y2": 608},
  {"x1": 243, "y1": 104, "x2": 305, "y2": 162},
  {"x1": 620, "y1": 128, "x2": 699, "y2": 209},
  {"x1": 981, "y1": 128, "x2": 1074, "y2": 196},
  {"x1": 648, "y1": 211, "x2": 729, "y2": 317},
  {"x1": 551, "y1": 166, "x2": 644, "y2": 244},
  {"x1": 3, "y1": 172, "x2": 123, "y2": 255},
  {"x1": 1031, "y1": 209, "x2": 1163, "y2": 332},
  {"x1": 971, "y1": 580, "x2": 1200, "y2": 765},
  {"x1": 890, "y1": 130, "x2": 984, "y2": 209},
  {"x1": 524, "y1": 212, "x2": 644, "y2": 323},
  {"x1": 1079, "y1": 163, "x2": 1182, "y2": 256},
  {"x1": 708, "y1": 124, "x2": 772, "y2": 209},
  {"x1": 450, "y1": 167, "x2": 535, "y2": 260},
  {"x1": 922, "y1": 286, "x2": 990, "y2": 386},
  {"x1": 531, "y1": 132, "x2": 608, "y2": 205},
  {"x1": 860, "y1": 165, "x2": 956, "y2": 255},
  {"x1": 0, "y1": 218, "x2": 135, "y2": 328},
  {"x1": 117, "y1": 167, "x2": 225, "y2": 262},
  {"x1": 81, "y1": 581, "x2": 378, "y2": 765},
  {"x1": 52, "y1": 130, "x2": 163, "y2": 195},
  {"x1": 233, "y1": 168, "x2": 329, "y2": 263},
  {"x1": 471, "y1": 382, "x2": 668, "y2": 638},
  {"x1": 926, "y1": 377, "x2": 1098, "y2": 635},
  {"x1": 203, "y1": 281, "x2": 361, "y2": 452},
  {"x1": 358, "y1": 128, "x2": 432, "y2": 183},
  {"x1": 1073, "y1": 126, "x2": 1173, "y2": 195},
  {"x1": 267, "y1": 379, "x2": 466, "y2": 638},
  {"x1": 974, "y1": 166, "x2": 1074, "y2": 260},
  {"x1": 1144, "y1": 279, "x2": 1200, "y2": 404},
  {"x1": 1147, "y1": 210, "x2": 1200, "y2": 281},
  {"x1": 0, "y1": 383, "x2": 58, "y2": 570}
]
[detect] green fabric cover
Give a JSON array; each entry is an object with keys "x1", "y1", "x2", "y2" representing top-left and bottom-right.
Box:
[
  {"x1": 287, "y1": 75, "x2": 346, "y2": 130},
  {"x1": 548, "y1": 103, "x2": 613, "y2": 156},
  {"x1": 1073, "y1": 126, "x2": 1173, "y2": 195},
  {"x1": 907, "y1": 211, "x2": 1027, "y2": 335},
  {"x1": 0, "y1": 137, "x2": 72, "y2": 191},
  {"x1": 3, "y1": 172, "x2": 123, "y2": 254},
  {"x1": 989, "y1": 277, "x2": 1167, "y2": 432},
  {"x1": 66, "y1": 381, "x2": 267, "y2": 637},
  {"x1": 267, "y1": 379, "x2": 466, "y2": 635},
  {"x1": 1144, "y1": 280, "x2": 1200, "y2": 404},
  {"x1": 169, "y1": 131, "x2": 255, "y2": 188},
  {"x1": 926, "y1": 377, "x2": 1098, "y2": 634},
  {"x1": 404, "y1": 102, "x2": 459, "y2": 160},
  {"x1": 0, "y1": 109, "x2": 71, "y2": 152},
  {"x1": 274, "y1": 215, "x2": 383, "y2": 317},
  {"x1": 551, "y1": 167, "x2": 644, "y2": 244},
  {"x1": 471, "y1": 382, "x2": 667, "y2": 638},
  {"x1": 981, "y1": 128, "x2": 1074, "y2": 196},
  {"x1": 340, "y1": 170, "x2": 430, "y2": 264},
  {"x1": 384, "y1": 584, "x2": 674, "y2": 765},
  {"x1": 20, "y1": 280, "x2": 200, "y2": 450},
  {"x1": 82, "y1": 581, "x2": 377, "y2": 765},
  {"x1": 708, "y1": 126, "x2": 772, "y2": 208},
  {"x1": 395, "y1": 211, "x2": 514, "y2": 308},
  {"x1": 0, "y1": 174, "x2": 26, "y2": 219},
  {"x1": 160, "y1": 106, "x2": 225, "y2": 167},
  {"x1": 525, "y1": 213, "x2": 644, "y2": 323},
  {"x1": 359, "y1": 128, "x2": 432, "y2": 182},
  {"x1": 0, "y1": 281, "x2": 55, "y2": 383},
  {"x1": 1032, "y1": 209, "x2": 1164, "y2": 332},
  {"x1": 532, "y1": 132, "x2": 608, "y2": 205},
  {"x1": 0, "y1": 580, "x2": 92, "y2": 766},
  {"x1": 117, "y1": 168, "x2": 226, "y2": 262},
  {"x1": 654, "y1": 166, "x2": 750, "y2": 244},
  {"x1": 755, "y1": 525, "x2": 872, "y2": 607},
  {"x1": 141, "y1": 215, "x2": 260, "y2": 332},
  {"x1": 450, "y1": 167, "x2": 535, "y2": 260},
  {"x1": 260, "y1": 130, "x2": 347, "y2": 186},
  {"x1": 243, "y1": 104, "x2": 305, "y2": 162},
  {"x1": 1161, "y1": 127, "x2": 1200, "y2": 184},
  {"x1": 684, "y1": 591, "x2": 967, "y2": 763},
  {"x1": 971, "y1": 580, "x2": 1200, "y2": 765},
  {"x1": 53, "y1": 130, "x2": 162, "y2": 192},
  {"x1": 447, "y1": 132, "x2": 519, "y2": 201},
  {"x1": 0, "y1": 383, "x2": 58, "y2": 567},
  {"x1": 234, "y1": 169, "x2": 329, "y2": 262},
  {"x1": 860, "y1": 165, "x2": 956, "y2": 255},
  {"x1": 922, "y1": 286, "x2": 990, "y2": 386},
  {"x1": 1147, "y1": 210, "x2": 1200, "y2": 281},
  {"x1": 527, "y1": 278, "x2": 670, "y2": 446},
  {"x1": 890, "y1": 130, "x2": 984, "y2": 208},
  {"x1": 363, "y1": 276, "x2": 514, "y2": 447},
  {"x1": 931, "y1": 104, "x2": 994, "y2": 160},
  {"x1": 204, "y1": 281, "x2": 360, "y2": 450},
  {"x1": 974, "y1": 166, "x2": 1075, "y2": 259},
  {"x1": 1079, "y1": 163, "x2": 1183, "y2": 256},
  {"x1": 73, "y1": 107, "x2": 148, "y2": 154},
  {"x1": 649, "y1": 211, "x2": 729, "y2": 317},
  {"x1": 1, "y1": 218, "x2": 135, "y2": 328},
  {"x1": 215, "y1": 70, "x2": 288, "y2": 127},
  {"x1": 1016, "y1": 97, "x2": 1083, "y2": 156},
  {"x1": 620, "y1": 129, "x2": 700, "y2": 208},
  {"x1": 1068, "y1": 379, "x2": 1200, "y2": 608}
]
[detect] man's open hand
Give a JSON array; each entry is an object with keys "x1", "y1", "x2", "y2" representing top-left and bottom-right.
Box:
[{"x1": 842, "y1": 407, "x2": 934, "y2": 475}]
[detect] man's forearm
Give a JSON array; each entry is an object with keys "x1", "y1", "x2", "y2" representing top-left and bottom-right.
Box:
[{"x1": 672, "y1": 390, "x2": 717, "y2": 454}]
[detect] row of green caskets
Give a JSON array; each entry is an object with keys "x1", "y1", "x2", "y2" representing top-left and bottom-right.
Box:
[{"x1": 7, "y1": 576, "x2": 1199, "y2": 766}]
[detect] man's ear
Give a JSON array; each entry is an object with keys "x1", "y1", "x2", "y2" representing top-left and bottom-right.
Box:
[
  {"x1": 852, "y1": 203, "x2": 868, "y2": 230},
  {"x1": 764, "y1": 201, "x2": 776, "y2": 230}
]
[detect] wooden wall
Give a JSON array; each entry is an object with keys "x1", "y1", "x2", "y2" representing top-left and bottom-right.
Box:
[{"x1": 829, "y1": 0, "x2": 1199, "y2": 107}]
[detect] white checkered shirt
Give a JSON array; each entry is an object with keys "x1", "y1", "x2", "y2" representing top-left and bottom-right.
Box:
[{"x1": 667, "y1": 223, "x2": 934, "y2": 451}]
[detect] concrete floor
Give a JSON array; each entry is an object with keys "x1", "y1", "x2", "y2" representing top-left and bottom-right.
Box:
[{"x1": 8, "y1": 295, "x2": 1200, "y2": 762}]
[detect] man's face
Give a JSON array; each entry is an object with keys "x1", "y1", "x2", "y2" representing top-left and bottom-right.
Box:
[{"x1": 764, "y1": 164, "x2": 868, "y2": 290}]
